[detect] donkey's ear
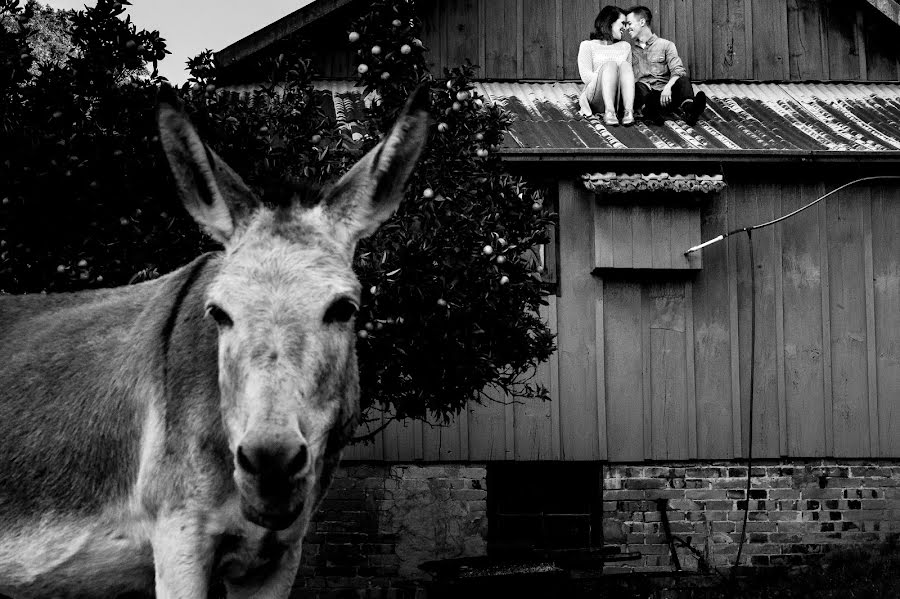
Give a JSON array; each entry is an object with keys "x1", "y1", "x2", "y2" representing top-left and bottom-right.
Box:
[
  {"x1": 323, "y1": 85, "x2": 431, "y2": 246},
  {"x1": 157, "y1": 91, "x2": 256, "y2": 244}
]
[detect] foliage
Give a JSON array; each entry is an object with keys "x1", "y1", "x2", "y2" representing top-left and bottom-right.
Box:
[
  {"x1": 348, "y1": 4, "x2": 555, "y2": 424},
  {"x1": 0, "y1": 1, "x2": 72, "y2": 72},
  {"x1": 0, "y1": 0, "x2": 190, "y2": 291},
  {"x1": 575, "y1": 542, "x2": 900, "y2": 598},
  {"x1": 0, "y1": 0, "x2": 556, "y2": 427}
]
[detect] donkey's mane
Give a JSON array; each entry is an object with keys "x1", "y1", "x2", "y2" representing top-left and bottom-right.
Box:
[{"x1": 260, "y1": 178, "x2": 325, "y2": 211}]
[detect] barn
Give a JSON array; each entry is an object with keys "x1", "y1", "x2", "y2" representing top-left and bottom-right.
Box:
[{"x1": 216, "y1": 0, "x2": 900, "y2": 596}]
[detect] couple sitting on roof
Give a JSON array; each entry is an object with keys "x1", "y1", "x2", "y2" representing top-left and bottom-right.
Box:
[{"x1": 577, "y1": 5, "x2": 707, "y2": 127}]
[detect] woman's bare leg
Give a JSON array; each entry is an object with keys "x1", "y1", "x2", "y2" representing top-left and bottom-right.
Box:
[
  {"x1": 580, "y1": 72, "x2": 602, "y2": 117},
  {"x1": 618, "y1": 62, "x2": 635, "y2": 112},
  {"x1": 579, "y1": 89, "x2": 593, "y2": 117},
  {"x1": 599, "y1": 62, "x2": 618, "y2": 115}
]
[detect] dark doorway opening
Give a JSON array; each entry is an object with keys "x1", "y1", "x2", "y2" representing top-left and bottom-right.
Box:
[{"x1": 487, "y1": 462, "x2": 604, "y2": 555}]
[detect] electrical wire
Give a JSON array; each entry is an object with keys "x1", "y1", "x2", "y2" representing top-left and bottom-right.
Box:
[
  {"x1": 683, "y1": 175, "x2": 900, "y2": 587},
  {"x1": 685, "y1": 176, "x2": 900, "y2": 255}
]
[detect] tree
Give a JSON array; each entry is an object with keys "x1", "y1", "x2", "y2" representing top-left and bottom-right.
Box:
[
  {"x1": 344, "y1": 1, "x2": 556, "y2": 427},
  {"x1": 1, "y1": 0, "x2": 184, "y2": 292},
  {"x1": 0, "y1": 1, "x2": 72, "y2": 71},
  {"x1": 0, "y1": 0, "x2": 556, "y2": 432}
]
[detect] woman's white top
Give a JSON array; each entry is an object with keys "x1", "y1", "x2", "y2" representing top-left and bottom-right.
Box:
[{"x1": 577, "y1": 40, "x2": 632, "y2": 84}]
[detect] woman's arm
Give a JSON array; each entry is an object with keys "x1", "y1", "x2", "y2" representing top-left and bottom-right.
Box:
[
  {"x1": 577, "y1": 41, "x2": 594, "y2": 84},
  {"x1": 617, "y1": 41, "x2": 633, "y2": 65}
]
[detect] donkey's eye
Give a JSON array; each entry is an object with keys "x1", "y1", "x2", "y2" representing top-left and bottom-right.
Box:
[
  {"x1": 324, "y1": 297, "x2": 359, "y2": 325},
  {"x1": 205, "y1": 304, "x2": 234, "y2": 328}
]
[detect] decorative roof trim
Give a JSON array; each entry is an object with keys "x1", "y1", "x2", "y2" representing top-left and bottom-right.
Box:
[{"x1": 582, "y1": 173, "x2": 726, "y2": 194}]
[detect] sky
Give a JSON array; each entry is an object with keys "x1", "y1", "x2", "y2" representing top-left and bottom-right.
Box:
[{"x1": 43, "y1": 0, "x2": 315, "y2": 83}]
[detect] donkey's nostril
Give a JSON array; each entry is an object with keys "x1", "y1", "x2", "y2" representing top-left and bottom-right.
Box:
[
  {"x1": 236, "y1": 441, "x2": 308, "y2": 477},
  {"x1": 236, "y1": 445, "x2": 258, "y2": 475},
  {"x1": 286, "y1": 444, "x2": 309, "y2": 476}
]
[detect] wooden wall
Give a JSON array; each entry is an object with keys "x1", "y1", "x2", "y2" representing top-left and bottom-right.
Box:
[
  {"x1": 346, "y1": 173, "x2": 900, "y2": 462},
  {"x1": 343, "y1": 296, "x2": 562, "y2": 462},
  {"x1": 311, "y1": 0, "x2": 900, "y2": 81}
]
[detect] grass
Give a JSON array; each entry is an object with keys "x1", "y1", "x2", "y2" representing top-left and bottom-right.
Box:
[{"x1": 427, "y1": 541, "x2": 900, "y2": 599}]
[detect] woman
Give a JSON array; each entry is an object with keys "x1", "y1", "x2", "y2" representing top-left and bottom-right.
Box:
[{"x1": 577, "y1": 6, "x2": 635, "y2": 126}]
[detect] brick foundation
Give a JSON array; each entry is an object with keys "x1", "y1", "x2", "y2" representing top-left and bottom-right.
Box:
[
  {"x1": 294, "y1": 464, "x2": 487, "y2": 598},
  {"x1": 603, "y1": 460, "x2": 900, "y2": 572},
  {"x1": 292, "y1": 459, "x2": 900, "y2": 596}
]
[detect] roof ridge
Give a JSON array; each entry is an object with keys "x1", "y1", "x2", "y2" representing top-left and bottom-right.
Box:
[
  {"x1": 865, "y1": 0, "x2": 900, "y2": 28},
  {"x1": 216, "y1": 0, "x2": 353, "y2": 69}
]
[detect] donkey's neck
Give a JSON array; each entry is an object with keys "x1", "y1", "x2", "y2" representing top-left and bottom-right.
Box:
[
  {"x1": 0, "y1": 252, "x2": 227, "y2": 524},
  {"x1": 144, "y1": 251, "x2": 235, "y2": 511}
]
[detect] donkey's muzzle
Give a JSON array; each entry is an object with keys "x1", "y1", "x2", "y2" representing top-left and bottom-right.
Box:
[
  {"x1": 234, "y1": 433, "x2": 313, "y2": 530},
  {"x1": 242, "y1": 502, "x2": 303, "y2": 531},
  {"x1": 236, "y1": 441, "x2": 309, "y2": 479}
]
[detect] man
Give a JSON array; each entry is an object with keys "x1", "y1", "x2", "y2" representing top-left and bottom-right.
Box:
[{"x1": 625, "y1": 6, "x2": 706, "y2": 126}]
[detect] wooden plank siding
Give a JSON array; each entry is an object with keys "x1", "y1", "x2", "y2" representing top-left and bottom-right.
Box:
[
  {"x1": 750, "y1": 0, "x2": 790, "y2": 80},
  {"x1": 557, "y1": 182, "x2": 605, "y2": 460},
  {"x1": 443, "y1": 0, "x2": 480, "y2": 73},
  {"x1": 711, "y1": 0, "x2": 752, "y2": 79},
  {"x1": 604, "y1": 280, "x2": 645, "y2": 461},
  {"x1": 787, "y1": 0, "x2": 829, "y2": 80},
  {"x1": 308, "y1": 0, "x2": 899, "y2": 81},
  {"x1": 781, "y1": 183, "x2": 828, "y2": 456},
  {"x1": 872, "y1": 184, "x2": 900, "y2": 455},
  {"x1": 345, "y1": 176, "x2": 900, "y2": 463},
  {"x1": 693, "y1": 187, "x2": 735, "y2": 458},
  {"x1": 483, "y1": 0, "x2": 519, "y2": 78},
  {"x1": 562, "y1": 0, "x2": 601, "y2": 80},
  {"x1": 824, "y1": 0, "x2": 863, "y2": 80},
  {"x1": 522, "y1": 0, "x2": 557, "y2": 79},
  {"x1": 827, "y1": 186, "x2": 872, "y2": 457},
  {"x1": 594, "y1": 198, "x2": 701, "y2": 271}
]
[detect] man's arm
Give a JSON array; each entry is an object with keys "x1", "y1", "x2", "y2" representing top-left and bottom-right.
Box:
[{"x1": 660, "y1": 40, "x2": 688, "y2": 106}]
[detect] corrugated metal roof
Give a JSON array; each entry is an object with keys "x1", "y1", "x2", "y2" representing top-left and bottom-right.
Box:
[
  {"x1": 224, "y1": 80, "x2": 900, "y2": 161},
  {"x1": 476, "y1": 81, "x2": 900, "y2": 158}
]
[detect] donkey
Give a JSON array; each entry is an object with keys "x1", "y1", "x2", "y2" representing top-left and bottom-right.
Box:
[{"x1": 0, "y1": 87, "x2": 429, "y2": 598}]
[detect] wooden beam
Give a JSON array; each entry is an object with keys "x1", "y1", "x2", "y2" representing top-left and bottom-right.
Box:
[
  {"x1": 818, "y1": 193, "x2": 834, "y2": 456},
  {"x1": 216, "y1": 0, "x2": 354, "y2": 68},
  {"x1": 684, "y1": 282, "x2": 698, "y2": 460},
  {"x1": 856, "y1": 8, "x2": 869, "y2": 80},
  {"x1": 866, "y1": 0, "x2": 900, "y2": 28},
  {"x1": 516, "y1": 0, "x2": 524, "y2": 79},
  {"x1": 727, "y1": 188, "x2": 743, "y2": 458},
  {"x1": 595, "y1": 294, "x2": 608, "y2": 460},
  {"x1": 863, "y1": 188, "x2": 879, "y2": 457}
]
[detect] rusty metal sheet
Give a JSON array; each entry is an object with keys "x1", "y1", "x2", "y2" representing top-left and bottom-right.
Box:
[{"x1": 475, "y1": 81, "x2": 900, "y2": 155}]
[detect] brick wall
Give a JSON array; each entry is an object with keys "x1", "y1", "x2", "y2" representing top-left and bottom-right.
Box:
[
  {"x1": 292, "y1": 459, "x2": 900, "y2": 597},
  {"x1": 603, "y1": 460, "x2": 900, "y2": 573},
  {"x1": 293, "y1": 464, "x2": 488, "y2": 598}
]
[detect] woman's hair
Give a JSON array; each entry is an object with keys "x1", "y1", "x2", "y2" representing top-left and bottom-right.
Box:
[{"x1": 590, "y1": 6, "x2": 625, "y2": 42}]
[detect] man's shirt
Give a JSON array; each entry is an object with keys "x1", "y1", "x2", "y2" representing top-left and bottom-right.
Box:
[{"x1": 631, "y1": 34, "x2": 687, "y2": 91}]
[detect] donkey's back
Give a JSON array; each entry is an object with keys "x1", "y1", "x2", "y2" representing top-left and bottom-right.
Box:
[{"x1": 0, "y1": 257, "x2": 216, "y2": 597}]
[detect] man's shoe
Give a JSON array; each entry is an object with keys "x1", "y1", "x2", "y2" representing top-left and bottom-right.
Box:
[
  {"x1": 603, "y1": 110, "x2": 619, "y2": 126},
  {"x1": 621, "y1": 110, "x2": 635, "y2": 126},
  {"x1": 643, "y1": 107, "x2": 664, "y2": 126},
  {"x1": 683, "y1": 91, "x2": 707, "y2": 126}
]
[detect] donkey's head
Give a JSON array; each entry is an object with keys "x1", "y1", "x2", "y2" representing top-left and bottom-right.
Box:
[{"x1": 158, "y1": 88, "x2": 429, "y2": 530}]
